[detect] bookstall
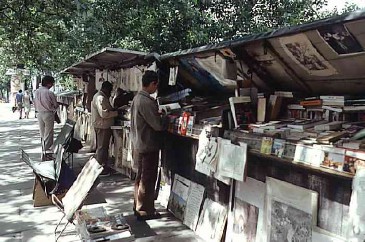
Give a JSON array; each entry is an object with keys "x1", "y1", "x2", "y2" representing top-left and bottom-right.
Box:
[
  {"x1": 61, "y1": 48, "x2": 156, "y2": 174},
  {"x1": 154, "y1": 9, "x2": 365, "y2": 241}
]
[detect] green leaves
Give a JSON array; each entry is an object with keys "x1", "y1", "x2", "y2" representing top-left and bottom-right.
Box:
[{"x1": 0, "y1": 0, "x2": 355, "y2": 89}]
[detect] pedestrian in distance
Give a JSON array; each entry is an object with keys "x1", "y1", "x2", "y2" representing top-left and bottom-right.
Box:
[{"x1": 15, "y1": 90, "x2": 24, "y2": 119}]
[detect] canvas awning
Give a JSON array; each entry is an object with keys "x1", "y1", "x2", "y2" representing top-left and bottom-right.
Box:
[
  {"x1": 160, "y1": 9, "x2": 365, "y2": 95},
  {"x1": 61, "y1": 48, "x2": 151, "y2": 76}
]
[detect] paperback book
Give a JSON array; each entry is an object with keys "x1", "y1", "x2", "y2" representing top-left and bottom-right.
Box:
[
  {"x1": 272, "y1": 139, "x2": 285, "y2": 158},
  {"x1": 260, "y1": 137, "x2": 273, "y2": 155}
]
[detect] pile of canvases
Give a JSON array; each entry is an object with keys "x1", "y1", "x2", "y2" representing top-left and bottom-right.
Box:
[
  {"x1": 156, "y1": 124, "x2": 365, "y2": 241},
  {"x1": 161, "y1": 174, "x2": 354, "y2": 242}
]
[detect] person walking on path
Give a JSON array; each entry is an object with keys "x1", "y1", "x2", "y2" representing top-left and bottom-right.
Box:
[
  {"x1": 33, "y1": 76, "x2": 59, "y2": 156},
  {"x1": 130, "y1": 70, "x2": 166, "y2": 220},
  {"x1": 15, "y1": 90, "x2": 24, "y2": 119},
  {"x1": 91, "y1": 81, "x2": 118, "y2": 176},
  {"x1": 23, "y1": 90, "x2": 32, "y2": 119}
]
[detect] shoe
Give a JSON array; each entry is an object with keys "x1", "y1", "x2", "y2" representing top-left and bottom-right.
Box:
[
  {"x1": 136, "y1": 212, "x2": 161, "y2": 221},
  {"x1": 99, "y1": 169, "x2": 110, "y2": 177}
]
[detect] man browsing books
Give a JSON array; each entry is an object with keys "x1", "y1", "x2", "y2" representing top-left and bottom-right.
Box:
[{"x1": 130, "y1": 71, "x2": 166, "y2": 220}]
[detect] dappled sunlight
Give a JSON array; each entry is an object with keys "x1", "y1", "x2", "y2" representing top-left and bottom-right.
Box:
[{"x1": 0, "y1": 103, "x2": 197, "y2": 241}]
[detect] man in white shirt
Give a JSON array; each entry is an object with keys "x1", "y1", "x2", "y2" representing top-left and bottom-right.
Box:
[
  {"x1": 34, "y1": 76, "x2": 59, "y2": 155},
  {"x1": 91, "y1": 81, "x2": 118, "y2": 176}
]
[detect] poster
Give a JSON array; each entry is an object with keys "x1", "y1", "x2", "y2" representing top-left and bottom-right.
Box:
[
  {"x1": 279, "y1": 33, "x2": 337, "y2": 76},
  {"x1": 169, "y1": 66, "x2": 178, "y2": 86},
  {"x1": 169, "y1": 174, "x2": 191, "y2": 221},
  {"x1": 217, "y1": 139, "x2": 247, "y2": 181},
  {"x1": 195, "y1": 126, "x2": 219, "y2": 175},
  {"x1": 95, "y1": 69, "x2": 107, "y2": 90},
  {"x1": 10, "y1": 75, "x2": 24, "y2": 93},
  {"x1": 183, "y1": 182, "x2": 205, "y2": 231},
  {"x1": 156, "y1": 169, "x2": 171, "y2": 208},
  {"x1": 196, "y1": 198, "x2": 228, "y2": 242},
  {"x1": 266, "y1": 177, "x2": 318, "y2": 242},
  {"x1": 168, "y1": 174, "x2": 205, "y2": 230},
  {"x1": 318, "y1": 24, "x2": 363, "y2": 55}
]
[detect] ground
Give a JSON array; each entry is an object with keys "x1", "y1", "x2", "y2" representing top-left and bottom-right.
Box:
[{"x1": 0, "y1": 103, "x2": 202, "y2": 241}]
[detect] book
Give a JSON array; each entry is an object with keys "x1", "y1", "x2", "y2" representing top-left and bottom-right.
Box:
[
  {"x1": 322, "y1": 106, "x2": 343, "y2": 113},
  {"x1": 272, "y1": 139, "x2": 285, "y2": 158},
  {"x1": 282, "y1": 142, "x2": 296, "y2": 159},
  {"x1": 229, "y1": 96, "x2": 251, "y2": 128},
  {"x1": 275, "y1": 91, "x2": 293, "y2": 98},
  {"x1": 257, "y1": 98, "x2": 266, "y2": 122},
  {"x1": 344, "y1": 150, "x2": 365, "y2": 174},
  {"x1": 287, "y1": 120, "x2": 327, "y2": 131},
  {"x1": 314, "y1": 121, "x2": 343, "y2": 131},
  {"x1": 320, "y1": 96, "x2": 345, "y2": 100},
  {"x1": 300, "y1": 99, "x2": 322, "y2": 106},
  {"x1": 343, "y1": 106, "x2": 365, "y2": 112},
  {"x1": 287, "y1": 104, "x2": 305, "y2": 110},
  {"x1": 316, "y1": 131, "x2": 348, "y2": 144},
  {"x1": 186, "y1": 116, "x2": 195, "y2": 136},
  {"x1": 260, "y1": 137, "x2": 273, "y2": 155},
  {"x1": 341, "y1": 141, "x2": 362, "y2": 150},
  {"x1": 268, "y1": 95, "x2": 283, "y2": 120},
  {"x1": 293, "y1": 144, "x2": 324, "y2": 167},
  {"x1": 314, "y1": 145, "x2": 345, "y2": 171}
]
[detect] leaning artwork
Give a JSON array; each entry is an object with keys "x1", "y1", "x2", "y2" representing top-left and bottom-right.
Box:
[
  {"x1": 231, "y1": 198, "x2": 259, "y2": 242},
  {"x1": 266, "y1": 177, "x2": 318, "y2": 242},
  {"x1": 270, "y1": 200, "x2": 312, "y2": 242}
]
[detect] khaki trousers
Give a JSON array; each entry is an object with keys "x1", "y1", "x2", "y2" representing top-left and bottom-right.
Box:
[
  {"x1": 134, "y1": 151, "x2": 159, "y2": 215},
  {"x1": 37, "y1": 111, "x2": 55, "y2": 151},
  {"x1": 95, "y1": 128, "x2": 112, "y2": 168}
]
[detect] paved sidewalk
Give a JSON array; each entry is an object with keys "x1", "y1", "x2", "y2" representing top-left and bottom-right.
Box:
[{"x1": 0, "y1": 103, "x2": 202, "y2": 242}]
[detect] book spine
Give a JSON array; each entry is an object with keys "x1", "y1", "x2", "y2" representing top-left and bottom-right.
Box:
[{"x1": 300, "y1": 100, "x2": 322, "y2": 106}]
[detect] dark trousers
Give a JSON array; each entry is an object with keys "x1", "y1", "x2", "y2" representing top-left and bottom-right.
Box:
[
  {"x1": 134, "y1": 151, "x2": 159, "y2": 215},
  {"x1": 95, "y1": 128, "x2": 112, "y2": 168}
]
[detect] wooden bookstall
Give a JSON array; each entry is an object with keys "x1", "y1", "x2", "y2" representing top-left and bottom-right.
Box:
[{"x1": 156, "y1": 10, "x2": 365, "y2": 240}]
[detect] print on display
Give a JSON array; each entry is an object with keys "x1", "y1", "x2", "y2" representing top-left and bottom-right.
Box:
[
  {"x1": 279, "y1": 33, "x2": 337, "y2": 76},
  {"x1": 270, "y1": 200, "x2": 312, "y2": 242},
  {"x1": 231, "y1": 199, "x2": 258, "y2": 242},
  {"x1": 318, "y1": 24, "x2": 363, "y2": 55}
]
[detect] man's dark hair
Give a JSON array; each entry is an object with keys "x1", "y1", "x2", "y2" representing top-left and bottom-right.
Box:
[
  {"x1": 101, "y1": 81, "x2": 113, "y2": 91},
  {"x1": 142, "y1": 71, "x2": 158, "y2": 87},
  {"x1": 19, "y1": 90, "x2": 22, "y2": 93},
  {"x1": 41, "y1": 75, "x2": 55, "y2": 86}
]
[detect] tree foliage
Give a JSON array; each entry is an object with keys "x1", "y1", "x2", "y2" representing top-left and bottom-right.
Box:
[{"x1": 0, "y1": 0, "x2": 361, "y2": 92}]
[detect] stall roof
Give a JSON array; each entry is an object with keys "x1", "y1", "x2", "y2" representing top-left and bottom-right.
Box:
[
  {"x1": 160, "y1": 9, "x2": 365, "y2": 95},
  {"x1": 161, "y1": 9, "x2": 365, "y2": 59},
  {"x1": 61, "y1": 47, "x2": 150, "y2": 76}
]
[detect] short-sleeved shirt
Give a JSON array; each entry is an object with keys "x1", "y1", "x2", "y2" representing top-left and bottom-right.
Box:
[
  {"x1": 34, "y1": 86, "x2": 59, "y2": 112},
  {"x1": 15, "y1": 93, "x2": 23, "y2": 103}
]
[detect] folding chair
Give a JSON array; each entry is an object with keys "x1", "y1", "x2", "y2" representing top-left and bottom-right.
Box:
[
  {"x1": 53, "y1": 119, "x2": 82, "y2": 169},
  {"x1": 52, "y1": 157, "x2": 103, "y2": 241},
  {"x1": 20, "y1": 145, "x2": 76, "y2": 206},
  {"x1": 53, "y1": 119, "x2": 80, "y2": 169}
]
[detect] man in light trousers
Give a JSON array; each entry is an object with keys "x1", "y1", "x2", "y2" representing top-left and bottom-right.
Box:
[{"x1": 34, "y1": 76, "x2": 59, "y2": 158}]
